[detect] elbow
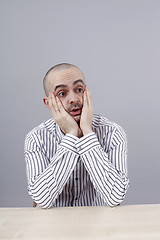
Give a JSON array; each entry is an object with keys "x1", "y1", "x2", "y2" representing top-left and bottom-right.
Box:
[
  {"x1": 105, "y1": 183, "x2": 130, "y2": 207},
  {"x1": 106, "y1": 195, "x2": 126, "y2": 207},
  {"x1": 32, "y1": 198, "x2": 53, "y2": 209},
  {"x1": 28, "y1": 186, "x2": 53, "y2": 209}
]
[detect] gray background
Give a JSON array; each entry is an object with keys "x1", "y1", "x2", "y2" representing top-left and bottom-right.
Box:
[{"x1": 0, "y1": 0, "x2": 160, "y2": 207}]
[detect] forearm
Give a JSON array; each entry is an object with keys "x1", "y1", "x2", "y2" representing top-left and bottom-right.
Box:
[
  {"x1": 81, "y1": 153, "x2": 129, "y2": 206},
  {"x1": 25, "y1": 134, "x2": 79, "y2": 208},
  {"x1": 75, "y1": 132, "x2": 129, "y2": 206}
]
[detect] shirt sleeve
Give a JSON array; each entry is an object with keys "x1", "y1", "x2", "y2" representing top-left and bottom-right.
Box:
[
  {"x1": 75, "y1": 127, "x2": 130, "y2": 206},
  {"x1": 24, "y1": 133, "x2": 79, "y2": 208}
]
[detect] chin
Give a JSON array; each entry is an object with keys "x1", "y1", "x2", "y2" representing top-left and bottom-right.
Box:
[{"x1": 73, "y1": 115, "x2": 81, "y2": 122}]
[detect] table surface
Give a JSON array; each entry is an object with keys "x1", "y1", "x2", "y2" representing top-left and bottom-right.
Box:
[{"x1": 0, "y1": 204, "x2": 160, "y2": 240}]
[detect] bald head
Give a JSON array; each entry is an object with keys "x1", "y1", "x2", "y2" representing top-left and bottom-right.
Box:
[{"x1": 43, "y1": 63, "x2": 84, "y2": 96}]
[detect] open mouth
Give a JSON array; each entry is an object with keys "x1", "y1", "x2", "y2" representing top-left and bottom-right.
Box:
[{"x1": 69, "y1": 108, "x2": 81, "y2": 116}]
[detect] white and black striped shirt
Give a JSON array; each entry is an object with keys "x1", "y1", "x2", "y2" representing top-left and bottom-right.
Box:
[{"x1": 24, "y1": 114, "x2": 129, "y2": 208}]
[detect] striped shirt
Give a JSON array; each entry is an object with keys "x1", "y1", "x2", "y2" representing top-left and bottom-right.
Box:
[{"x1": 24, "y1": 114, "x2": 129, "y2": 208}]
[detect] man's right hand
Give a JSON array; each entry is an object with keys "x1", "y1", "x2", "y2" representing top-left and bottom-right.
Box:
[{"x1": 48, "y1": 92, "x2": 80, "y2": 137}]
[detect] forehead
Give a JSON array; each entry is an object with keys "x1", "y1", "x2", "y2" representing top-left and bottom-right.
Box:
[{"x1": 47, "y1": 67, "x2": 85, "y2": 89}]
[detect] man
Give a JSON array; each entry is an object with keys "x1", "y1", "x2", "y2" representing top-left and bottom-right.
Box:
[{"x1": 24, "y1": 63, "x2": 129, "y2": 208}]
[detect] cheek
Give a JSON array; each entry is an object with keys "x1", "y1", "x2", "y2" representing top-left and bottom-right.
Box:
[{"x1": 76, "y1": 94, "x2": 83, "y2": 106}]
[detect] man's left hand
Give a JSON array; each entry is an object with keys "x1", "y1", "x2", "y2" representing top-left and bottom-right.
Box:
[{"x1": 80, "y1": 87, "x2": 93, "y2": 135}]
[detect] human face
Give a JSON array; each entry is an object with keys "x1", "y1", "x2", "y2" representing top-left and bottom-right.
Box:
[{"x1": 47, "y1": 67, "x2": 85, "y2": 122}]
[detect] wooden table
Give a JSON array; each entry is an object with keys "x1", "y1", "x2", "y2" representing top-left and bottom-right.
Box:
[{"x1": 0, "y1": 204, "x2": 160, "y2": 240}]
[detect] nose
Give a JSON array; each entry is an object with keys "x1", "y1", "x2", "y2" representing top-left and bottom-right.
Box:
[{"x1": 68, "y1": 91, "x2": 80, "y2": 104}]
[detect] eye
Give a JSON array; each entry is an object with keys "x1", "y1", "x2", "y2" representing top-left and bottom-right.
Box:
[
  {"x1": 58, "y1": 91, "x2": 66, "y2": 97},
  {"x1": 76, "y1": 87, "x2": 84, "y2": 93}
]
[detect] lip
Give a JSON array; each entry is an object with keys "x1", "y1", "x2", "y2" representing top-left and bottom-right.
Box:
[{"x1": 69, "y1": 108, "x2": 81, "y2": 116}]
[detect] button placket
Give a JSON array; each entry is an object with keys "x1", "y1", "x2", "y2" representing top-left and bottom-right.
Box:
[
  {"x1": 77, "y1": 156, "x2": 80, "y2": 163},
  {"x1": 74, "y1": 158, "x2": 80, "y2": 202}
]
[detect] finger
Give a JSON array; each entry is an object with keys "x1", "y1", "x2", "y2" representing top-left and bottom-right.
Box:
[
  {"x1": 83, "y1": 84, "x2": 88, "y2": 103},
  {"x1": 48, "y1": 93, "x2": 53, "y2": 110},
  {"x1": 84, "y1": 86, "x2": 89, "y2": 106},
  {"x1": 86, "y1": 87, "x2": 93, "y2": 108},
  {"x1": 48, "y1": 94, "x2": 55, "y2": 115},
  {"x1": 83, "y1": 90, "x2": 88, "y2": 107},
  {"x1": 48, "y1": 93, "x2": 59, "y2": 115},
  {"x1": 50, "y1": 92, "x2": 59, "y2": 112},
  {"x1": 56, "y1": 96, "x2": 66, "y2": 113}
]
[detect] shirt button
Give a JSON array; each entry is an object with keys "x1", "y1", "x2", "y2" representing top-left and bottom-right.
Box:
[
  {"x1": 75, "y1": 177, "x2": 78, "y2": 181},
  {"x1": 75, "y1": 198, "x2": 78, "y2": 200}
]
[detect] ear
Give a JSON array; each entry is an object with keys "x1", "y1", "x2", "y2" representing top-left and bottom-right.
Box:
[{"x1": 43, "y1": 97, "x2": 49, "y2": 108}]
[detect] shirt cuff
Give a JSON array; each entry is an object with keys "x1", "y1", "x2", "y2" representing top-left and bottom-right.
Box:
[
  {"x1": 60, "y1": 134, "x2": 79, "y2": 153},
  {"x1": 75, "y1": 132, "x2": 100, "y2": 155}
]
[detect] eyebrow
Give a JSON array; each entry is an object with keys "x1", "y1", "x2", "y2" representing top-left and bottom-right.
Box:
[
  {"x1": 54, "y1": 84, "x2": 67, "y2": 92},
  {"x1": 73, "y1": 79, "x2": 84, "y2": 85},
  {"x1": 54, "y1": 79, "x2": 84, "y2": 92}
]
